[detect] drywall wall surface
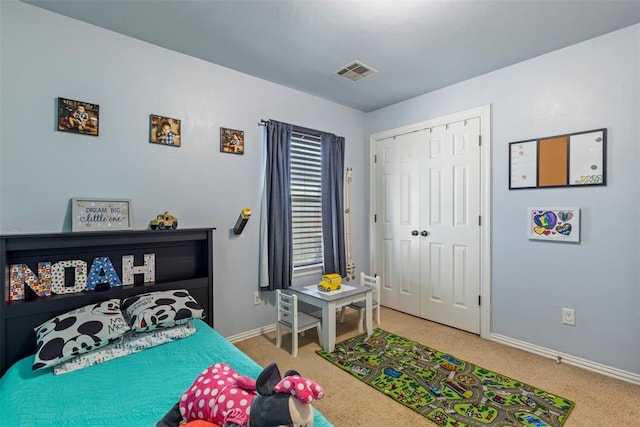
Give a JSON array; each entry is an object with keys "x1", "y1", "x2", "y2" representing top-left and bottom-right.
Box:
[
  {"x1": 366, "y1": 24, "x2": 640, "y2": 375},
  {"x1": 0, "y1": 1, "x2": 367, "y2": 337}
]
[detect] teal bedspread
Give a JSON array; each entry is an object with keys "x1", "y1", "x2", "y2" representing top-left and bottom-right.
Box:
[{"x1": 0, "y1": 320, "x2": 333, "y2": 427}]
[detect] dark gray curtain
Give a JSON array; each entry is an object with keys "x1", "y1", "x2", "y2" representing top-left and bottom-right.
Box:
[
  {"x1": 321, "y1": 133, "x2": 346, "y2": 276},
  {"x1": 265, "y1": 120, "x2": 293, "y2": 290}
]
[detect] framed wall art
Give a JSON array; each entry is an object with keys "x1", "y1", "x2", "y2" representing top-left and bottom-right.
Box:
[
  {"x1": 528, "y1": 207, "x2": 580, "y2": 242},
  {"x1": 509, "y1": 128, "x2": 606, "y2": 189},
  {"x1": 150, "y1": 115, "x2": 181, "y2": 147},
  {"x1": 220, "y1": 127, "x2": 244, "y2": 155},
  {"x1": 57, "y1": 97, "x2": 99, "y2": 136},
  {"x1": 71, "y1": 198, "x2": 133, "y2": 232}
]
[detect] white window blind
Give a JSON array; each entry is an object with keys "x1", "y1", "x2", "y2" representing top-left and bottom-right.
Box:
[{"x1": 290, "y1": 132, "x2": 323, "y2": 270}]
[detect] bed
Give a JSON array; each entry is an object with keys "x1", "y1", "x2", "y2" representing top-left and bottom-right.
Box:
[{"x1": 0, "y1": 229, "x2": 333, "y2": 426}]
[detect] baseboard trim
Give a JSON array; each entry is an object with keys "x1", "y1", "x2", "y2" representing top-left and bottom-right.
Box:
[
  {"x1": 227, "y1": 323, "x2": 276, "y2": 343},
  {"x1": 490, "y1": 333, "x2": 640, "y2": 386}
]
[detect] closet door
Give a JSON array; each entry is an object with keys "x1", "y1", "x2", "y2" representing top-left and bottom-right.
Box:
[
  {"x1": 373, "y1": 118, "x2": 481, "y2": 334},
  {"x1": 419, "y1": 118, "x2": 481, "y2": 334},
  {"x1": 373, "y1": 131, "x2": 422, "y2": 316}
]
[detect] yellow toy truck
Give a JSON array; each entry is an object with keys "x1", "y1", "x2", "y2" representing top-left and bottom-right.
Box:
[
  {"x1": 318, "y1": 273, "x2": 342, "y2": 292},
  {"x1": 149, "y1": 212, "x2": 178, "y2": 230}
]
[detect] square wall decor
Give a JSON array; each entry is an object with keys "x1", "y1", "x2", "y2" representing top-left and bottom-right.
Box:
[
  {"x1": 150, "y1": 115, "x2": 181, "y2": 147},
  {"x1": 57, "y1": 97, "x2": 99, "y2": 136},
  {"x1": 220, "y1": 127, "x2": 244, "y2": 155}
]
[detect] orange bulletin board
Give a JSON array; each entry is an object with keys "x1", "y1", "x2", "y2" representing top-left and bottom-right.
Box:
[{"x1": 509, "y1": 128, "x2": 606, "y2": 189}]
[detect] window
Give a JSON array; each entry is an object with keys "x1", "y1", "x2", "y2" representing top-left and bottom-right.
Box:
[{"x1": 290, "y1": 131, "x2": 323, "y2": 274}]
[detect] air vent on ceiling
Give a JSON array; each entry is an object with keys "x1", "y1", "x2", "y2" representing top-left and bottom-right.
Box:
[{"x1": 335, "y1": 60, "x2": 377, "y2": 81}]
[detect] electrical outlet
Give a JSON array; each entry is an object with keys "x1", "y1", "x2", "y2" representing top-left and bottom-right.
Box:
[
  {"x1": 562, "y1": 308, "x2": 575, "y2": 326},
  {"x1": 253, "y1": 290, "x2": 261, "y2": 305}
]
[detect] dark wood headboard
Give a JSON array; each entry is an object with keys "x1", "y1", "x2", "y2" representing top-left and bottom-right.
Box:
[{"x1": 0, "y1": 228, "x2": 214, "y2": 376}]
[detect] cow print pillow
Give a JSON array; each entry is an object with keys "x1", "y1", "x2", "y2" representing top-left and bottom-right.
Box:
[
  {"x1": 121, "y1": 289, "x2": 205, "y2": 332},
  {"x1": 33, "y1": 299, "x2": 130, "y2": 371}
]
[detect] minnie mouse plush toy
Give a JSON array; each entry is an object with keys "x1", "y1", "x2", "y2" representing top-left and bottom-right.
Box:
[{"x1": 156, "y1": 362, "x2": 324, "y2": 427}]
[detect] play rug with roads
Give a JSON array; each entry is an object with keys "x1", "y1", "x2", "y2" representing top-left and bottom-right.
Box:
[{"x1": 317, "y1": 328, "x2": 574, "y2": 427}]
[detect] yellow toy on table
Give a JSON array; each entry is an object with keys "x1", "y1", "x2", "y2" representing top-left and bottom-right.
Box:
[{"x1": 318, "y1": 273, "x2": 342, "y2": 292}]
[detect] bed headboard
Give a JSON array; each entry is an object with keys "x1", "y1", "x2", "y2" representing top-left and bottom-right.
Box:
[{"x1": 0, "y1": 228, "x2": 215, "y2": 376}]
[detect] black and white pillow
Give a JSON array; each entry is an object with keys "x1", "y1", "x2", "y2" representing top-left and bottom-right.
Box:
[
  {"x1": 121, "y1": 289, "x2": 205, "y2": 332},
  {"x1": 33, "y1": 299, "x2": 130, "y2": 371}
]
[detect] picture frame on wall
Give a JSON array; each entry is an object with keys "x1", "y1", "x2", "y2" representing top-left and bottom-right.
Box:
[
  {"x1": 57, "y1": 97, "x2": 99, "y2": 136},
  {"x1": 150, "y1": 114, "x2": 181, "y2": 147},
  {"x1": 220, "y1": 127, "x2": 244, "y2": 155},
  {"x1": 71, "y1": 198, "x2": 133, "y2": 232},
  {"x1": 528, "y1": 207, "x2": 580, "y2": 243}
]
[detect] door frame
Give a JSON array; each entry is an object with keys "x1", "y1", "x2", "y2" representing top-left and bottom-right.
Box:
[{"x1": 369, "y1": 104, "x2": 492, "y2": 338}]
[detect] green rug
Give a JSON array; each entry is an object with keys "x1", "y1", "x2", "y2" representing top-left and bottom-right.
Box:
[{"x1": 317, "y1": 328, "x2": 574, "y2": 427}]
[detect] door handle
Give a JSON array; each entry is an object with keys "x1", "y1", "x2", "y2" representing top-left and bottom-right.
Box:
[
  {"x1": 411, "y1": 230, "x2": 419, "y2": 236},
  {"x1": 420, "y1": 230, "x2": 430, "y2": 237}
]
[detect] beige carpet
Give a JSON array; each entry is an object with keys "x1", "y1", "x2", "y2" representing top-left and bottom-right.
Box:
[{"x1": 234, "y1": 307, "x2": 640, "y2": 426}]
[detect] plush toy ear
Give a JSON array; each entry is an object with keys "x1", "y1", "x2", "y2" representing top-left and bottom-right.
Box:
[
  {"x1": 273, "y1": 375, "x2": 325, "y2": 404},
  {"x1": 255, "y1": 362, "x2": 282, "y2": 396}
]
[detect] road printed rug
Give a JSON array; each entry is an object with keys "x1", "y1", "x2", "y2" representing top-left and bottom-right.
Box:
[{"x1": 317, "y1": 328, "x2": 574, "y2": 427}]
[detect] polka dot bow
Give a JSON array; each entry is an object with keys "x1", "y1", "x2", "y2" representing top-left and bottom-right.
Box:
[{"x1": 273, "y1": 375, "x2": 325, "y2": 403}]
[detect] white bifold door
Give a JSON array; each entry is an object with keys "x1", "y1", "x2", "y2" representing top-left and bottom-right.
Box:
[{"x1": 373, "y1": 118, "x2": 481, "y2": 334}]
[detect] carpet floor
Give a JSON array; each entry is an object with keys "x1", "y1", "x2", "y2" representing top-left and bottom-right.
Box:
[{"x1": 233, "y1": 307, "x2": 640, "y2": 426}]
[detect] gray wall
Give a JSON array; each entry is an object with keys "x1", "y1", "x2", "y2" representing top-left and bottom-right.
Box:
[
  {"x1": 0, "y1": 1, "x2": 368, "y2": 337},
  {"x1": 366, "y1": 25, "x2": 640, "y2": 375}
]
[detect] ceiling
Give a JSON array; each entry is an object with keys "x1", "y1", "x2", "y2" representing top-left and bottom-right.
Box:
[{"x1": 23, "y1": 0, "x2": 640, "y2": 112}]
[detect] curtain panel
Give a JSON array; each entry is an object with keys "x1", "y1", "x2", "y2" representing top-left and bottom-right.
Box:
[
  {"x1": 260, "y1": 120, "x2": 293, "y2": 290},
  {"x1": 321, "y1": 134, "x2": 346, "y2": 277},
  {"x1": 260, "y1": 120, "x2": 346, "y2": 290}
]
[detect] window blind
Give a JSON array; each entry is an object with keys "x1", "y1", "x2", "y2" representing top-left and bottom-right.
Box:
[{"x1": 290, "y1": 132, "x2": 323, "y2": 269}]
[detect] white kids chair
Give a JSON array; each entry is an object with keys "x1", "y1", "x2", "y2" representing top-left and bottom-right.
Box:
[
  {"x1": 276, "y1": 289, "x2": 322, "y2": 357},
  {"x1": 339, "y1": 272, "x2": 381, "y2": 332}
]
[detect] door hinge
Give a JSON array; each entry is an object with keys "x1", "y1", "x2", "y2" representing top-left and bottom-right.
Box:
[
  {"x1": 479, "y1": 216, "x2": 482, "y2": 226},
  {"x1": 478, "y1": 135, "x2": 482, "y2": 146},
  {"x1": 478, "y1": 295, "x2": 481, "y2": 306},
  {"x1": 374, "y1": 214, "x2": 377, "y2": 223},
  {"x1": 374, "y1": 154, "x2": 377, "y2": 163}
]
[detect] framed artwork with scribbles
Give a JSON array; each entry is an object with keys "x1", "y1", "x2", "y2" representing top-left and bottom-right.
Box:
[
  {"x1": 71, "y1": 198, "x2": 132, "y2": 232},
  {"x1": 528, "y1": 207, "x2": 580, "y2": 243}
]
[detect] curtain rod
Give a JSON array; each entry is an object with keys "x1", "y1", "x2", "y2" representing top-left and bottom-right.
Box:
[{"x1": 258, "y1": 118, "x2": 340, "y2": 139}]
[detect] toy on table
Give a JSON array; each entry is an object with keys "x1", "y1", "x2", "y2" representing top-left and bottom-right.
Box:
[
  {"x1": 149, "y1": 212, "x2": 178, "y2": 230},
  {"x1": 318, "y1": 273, "x2": 342, "y2": 292},
  {"x1": 155, "y1": 362, "x2": 324, "y2": 427}
]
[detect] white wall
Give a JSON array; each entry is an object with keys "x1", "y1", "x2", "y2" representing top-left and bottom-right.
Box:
[
  {"x1": 366, "y1": 25, "x2": 640, "y2": 375},
  {"x1": 0, "y1": 1, "x2": 367, "y2": 336}
]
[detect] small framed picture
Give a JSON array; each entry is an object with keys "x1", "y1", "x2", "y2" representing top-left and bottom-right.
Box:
[
  {"x1": 220, "y1": 127, "x2": 244, "y2": 155},
  {"x1": 150, "y1": 114, "x2": 181, "y2": 147},
  {"x1": 71, "y1": 198, "x2": 133, "y2": 232},
  {"x1": 57, "y1": 97, "x2": 99, "y2": 136},
  {"x1": 528, "y1": 207, "x2": 580, "y2": 242}
]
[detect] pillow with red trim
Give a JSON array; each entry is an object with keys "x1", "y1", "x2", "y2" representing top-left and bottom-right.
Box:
[{"x1": 121, "y1": 289, "x2": 205, "y2": 332}]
